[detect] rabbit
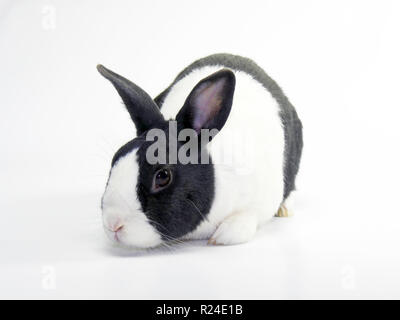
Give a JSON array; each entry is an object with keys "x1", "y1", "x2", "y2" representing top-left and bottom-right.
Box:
[{"x1": 97, "y1": 53, "x2": 303, "y2": 248}]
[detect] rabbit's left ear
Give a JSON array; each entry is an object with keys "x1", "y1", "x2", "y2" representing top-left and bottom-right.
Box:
[
  {"x1": 97, "y1": 64, "x2": 164, "y2": 135},
  {"x1": 176, "y1": 69, "x2": 235, "y2": 134}
]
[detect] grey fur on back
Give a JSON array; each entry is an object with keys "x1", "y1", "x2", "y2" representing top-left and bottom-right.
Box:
[{"x1": 154, "y1": 53, "x2": 303, "y2": 200}]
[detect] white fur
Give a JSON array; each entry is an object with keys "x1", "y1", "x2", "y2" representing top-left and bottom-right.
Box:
[
  {"x1": 102, "y1": 149, "x2": 162, "y2": 248},
  {"x1": 161, "y1": 66, "x2": 285, "y2": 244}
]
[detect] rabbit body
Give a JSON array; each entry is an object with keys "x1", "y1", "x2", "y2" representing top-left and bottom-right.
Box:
[{"x1": 99, "y1": 54, "x2": 302, "y2": 248}]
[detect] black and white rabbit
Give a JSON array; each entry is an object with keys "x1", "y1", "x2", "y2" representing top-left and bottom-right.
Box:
[{"x1": 97, "y1": 53, "x2": 303, "y2": 248}]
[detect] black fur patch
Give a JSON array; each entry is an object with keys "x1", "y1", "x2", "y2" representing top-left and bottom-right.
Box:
[
  {"x1": 155, "y1": 53, "x2": 303, "y2": 200},
  {"x1": 136, "y1": 141, "x2": 215, "y2": 240},
  {"x1": 112, "y1": 125, "x2": 215, "y2": 241}
]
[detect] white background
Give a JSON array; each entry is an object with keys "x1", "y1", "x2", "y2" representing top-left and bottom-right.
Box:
[{"x1": 1, "y1": 0, "x2": 400, "y2": 299}]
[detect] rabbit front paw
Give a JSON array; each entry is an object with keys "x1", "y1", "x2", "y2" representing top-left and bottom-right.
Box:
[{"x1": 208, "y1": 212, "x2": 257, "y2": 245}]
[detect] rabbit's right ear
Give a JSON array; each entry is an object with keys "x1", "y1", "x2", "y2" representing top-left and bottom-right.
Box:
[
  {"x1": 176, "y1": 69, "x2": 235, "y2": 136},
  {"x1": 97, "y1": 65, "x2": 164, "y2": 135}
]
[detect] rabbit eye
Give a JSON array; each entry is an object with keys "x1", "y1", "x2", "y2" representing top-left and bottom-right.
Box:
[{"x1": 152, "y1": 168, "x2": 172, "y2": 192}]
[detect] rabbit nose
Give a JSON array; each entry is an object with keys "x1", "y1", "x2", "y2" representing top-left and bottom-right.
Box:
[
  {"x1": 112, "y1": 224, "x2": 124, "y2": 232},
  {"x1": 110, "y1": 222, "x2": 124, "y2": 233},
  {"x1": 108, "y1": 223, "x2": 124, "y2": 242},
  {"x1": 105, "y1": 217, "x2": 124, "y2": 233}
]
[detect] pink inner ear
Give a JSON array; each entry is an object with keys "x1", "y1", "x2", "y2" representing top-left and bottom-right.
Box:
[{"x1": 192, "y1": 78, "x2": 226, "y2": 132}]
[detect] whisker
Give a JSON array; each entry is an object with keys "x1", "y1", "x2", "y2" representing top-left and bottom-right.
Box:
[
  {"x1": 186, "y1": 198, "x2": 216, "y2": 228},
  {"x1": 105, "y1": 190, "x2": 188, "y2": 248}
]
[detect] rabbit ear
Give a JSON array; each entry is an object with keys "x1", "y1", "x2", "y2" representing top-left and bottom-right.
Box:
[
  {"x1": 176, "y1": 69, "x2": 235, "y2": 135},
  {"x1": 97, "y1": 65, "x2": 164, "y2": 135}
]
